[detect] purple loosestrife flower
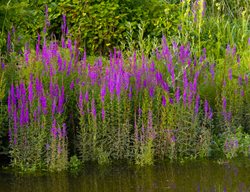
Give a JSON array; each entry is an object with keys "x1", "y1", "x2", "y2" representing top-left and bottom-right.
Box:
[
  {"x1": 58, "y1": 85, "x2": 64, "y2": 114},
  {"x1": 45, "y1": 5, "x2": 50, "y2": 27},
  {"x1": 61, "y1": 36, "x2": 65, "y2": 48},
  {"x1": 204, "y1": 99, "x2": 209, "y2": 118},
  {"x1": 194, "y1": 56, "x2": 197, "y2": 67},
  {"x1": 188, "y1": 84, "x2": 193, "y2": 107},
  {"x1": 57, "y1": 54, "x2": 63, "y2": 71},
  {"x1": 150, "y1": 61, "x2": 155, "y2": 72},
  {"x1": 193, "y1": 71, "x2": 199, "y2": 94},
  {"x1": 169, "y1": 97, "x2": 174, "y2": 105},
  {"x1": 7, "y1": 92, "x2": 11, "y2": 115},
  {"x1": 24, "y1": 104, "x2": 29, "y2": 124},
  {"x1": 40, "y1": 95, "x2": 47, "y2": 115},
  {"x1": 156, "y1": 72, "x2": 163, "y2": 85},
  {"x1": 183, "y1": 69, "x2": 188, "y2": 87},
  {"x1": 101, "y1": 85, "x2": 106, "y2": 103},
  {"x1": 222, "y1": 97, "x2": 227, "y2": 112},
  {"x1": 162, "y1": 95, "x2": 166, "y2": 107},
  {"x1": 10, "y1": 84, "x2": 15, "y2": 107},
  {"x1": 135, "y1": 71, "x2": 142, "y2": 91},
  {"x1": 85, "y1": 91, "x2": 89, "y2": 103},
  {"x1": 179, "y1": 45, "x2": 186, "y2": 64},
  {"x1": 195, "y1": 94, "x2": 200, "y2": 115},
  {"x1": 155, "y1": 47, "x2": 161, "y2": 60},
  {"x1": 128, "y1": 86, "x2": 133, "y2": 100},
  {"x1": 134, "y1": 117, "x2": 139, "y2": 143},
  {"x1": 232, "y1": 46, "x2": 236, "y2": 57},
  {"x1": 147, "y1": 110, "x2": 155, "y2": 139},
  {"x1": 51, "y1": 119, "x2": 57, "y2": 139},
  {"x1": 91, "y1": 98, "x2": 96, "y2": 120},
  {"x1": 79, "y1": 91, "x2": 84, "y2": 115},
  {"x1": 52, "y1": 98, "x2": 56, "y2": 117},
  {"x1": 49, "y1": 80, "x2": 54, "y2": 98},
  {"x1": 62, "y1": 123, "x2": 67, "y2": 137},
  {"x1": 240, "y1": 90, "x2": 245, "y2": 97},
  {"x1": 7, "y1": 32, "x2": 11, "y2": 52},
  {"x1": 15, "y1": 85, "x2": 20, "y2": 101},
  {"x1": 238, "y1": 75, "x2": 243, "y2": 86},
  {"x1": 149, "y1": 87, "x2": 155, "y2": 98},
  {"x1": 171, "y1": 135, "x2": 176, "y2": 143},
  {"x1": 162, "y1": 81, "x2": 169, "y2": 93},
  {"x1": 237, "y1": 55, "x2": 240, "y2": 64},
  {"x1": 28, "y1": 75, "x2": 33, "y2": 103},
  {"x1": 24, "y1": 44, "x2": 30, "y2": 64},
  {"x1": 175, "y1": 87, "x2": 180, "y2": 103},
  {"x1": 244, "y1": 74, "x2": 248, "y2": 85},
  {"x1": 208, "y1": 107, "x2": 213, "y2": 120},
  {"x1": 67, "y1": 38, "x2": 73, "y2": 54},
  {"x1": 228, "y1": 69, "x2": 232, "y2": 80},
  {"x1": 171, "y1": 68, "x2": 175, "y2": 87},
  {"x1": 67, "y1": 58, "x2": 73, "y2": 76},
  {"x1": 57, "y1": 143, "x2": 62, "y2": 154},
  {"x1": 70, "y1": 80, "x2": 74, "y2": 90},
  {"x1": 143, "y1": 80, "x2": 147, "y2": 88},
  {"x1": 183, "y1": 88, "x2": 187, "y2": 106},
  {"x1": 138, "y1": 107, "x2": 142, "y2": 116},
  {"x1": 210, "y1": 64, "x2": 215, "y2": 81},
  {"x1": 101, "y1": 107, "x2": 105, "y2": 121},
  {"x1": 123, "y1": 72, "x2": 130, "y2": 90},
  {"x1": 62, "y1": 14, "x2": 67, "y2": 34},
  {"x1": 116, "y1": 74, "x2": 121, "y2": 100},
  {"x1": 58, "y1": 127, "x2": 63, "y2": 139},
  {"x1": 36, "y1": 78, "x2": 43, "y2": 97},
  {"x1": 226, "y1": 44, "x2": 231, "y2": 55}
]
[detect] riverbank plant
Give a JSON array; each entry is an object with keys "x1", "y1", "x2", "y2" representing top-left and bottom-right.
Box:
[{"x1": 0, "y1": 1, "x2": 249, "y2": 171}]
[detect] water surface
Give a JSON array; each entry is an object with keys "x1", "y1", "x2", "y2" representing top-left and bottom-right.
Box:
[{"x1": 0, "y1": 159, "x2": 250, "y2": 192}]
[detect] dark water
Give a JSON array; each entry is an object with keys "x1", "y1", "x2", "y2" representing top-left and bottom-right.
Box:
[{"x1": 0, "y1": 159, "x2": 250, "y2": 192}]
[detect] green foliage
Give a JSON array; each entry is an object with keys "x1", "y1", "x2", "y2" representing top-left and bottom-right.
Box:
[
  {"x1": 222, "y1": 126, "x2": 250, "y2": 159},
  {"x1": 69, "y1": 155, "x2": 81, "y2": 172}
]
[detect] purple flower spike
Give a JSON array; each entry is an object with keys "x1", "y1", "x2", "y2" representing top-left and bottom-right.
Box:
[
  {"x1": 149, "y1": 87, "x2": 155, "y2": 98},
  {"x1": 85, "y1": 91, "x2": 89, "y2": 103},
  {"x1": 204, "y1": 99, "x2": 209, "y2": 117},
  {"x1": 169, "y1": 97, "x2": 174, "y2": 105},
  {"x1": 238, "y1": 75, "x2": 243, "y2": 86},
  {"x1": 70, "y1": 80, "x2": 74, "y2": 90},
  {"x1": 101, "y1": 85, "x2": 106, "y2": 103},
  {"x1": 175, "y1": 87, "x2": 180, "y2": 103},
  {"x1": 228, "y1": 69, "x2": 232, "y2": 80},
  {"x1": 79, "y1": 91, "x2": 84, "y2": 115},
  {"x1": 162, "y1": 95, "x2": 166, "y2": 107},
  {"x1": 244, "y1": 74, "x2": 248, "y2": 85},
  {"x1": 128, "y1": 86, "x2": 133, "y2": 100},
  {"x1": 101, "y1": 107, "x2": 105, "y2": 121},
  {"x1": 91, "y1": 98, "x2": 96, "y2": 119},
  {"x1": 195, "y1": 94, "x2": 200, "y2": 115},
  {"x1": 52, "y1": 99, "x2": 56, "y2": 116},
  {"x1": 62, "y1": 123, "x2": 67, "y2": 137},
  {"x1": 58, "y1": 85, "x2": 64, "y2": 114},
  {"x1": 183, "y1": 88, "x2": 187, "y2": 106},
  {"x1": 222, "y1": 97, "x2": 227, "y2": 112},
  {"x1": 51, "y1": 119, "x2": 57, "y2": 139},
  {"x1": 210, "y1": 64, "x2": 215, "y2": 81},
  {"x1": 40, "y1": 95, "x2": 47, "y2": 115},
  {"x1": 7, "y1": 32, "x2": 11, "y2": 52}
]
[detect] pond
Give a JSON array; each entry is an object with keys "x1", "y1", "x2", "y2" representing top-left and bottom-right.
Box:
[{"x1": 0, "y1": 159, "x2": 250, "y2": 192}]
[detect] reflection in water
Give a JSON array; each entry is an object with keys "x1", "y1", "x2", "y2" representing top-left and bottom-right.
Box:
[{"x1": 0, "y1": 159, "x2": 250, "y2": 192}]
